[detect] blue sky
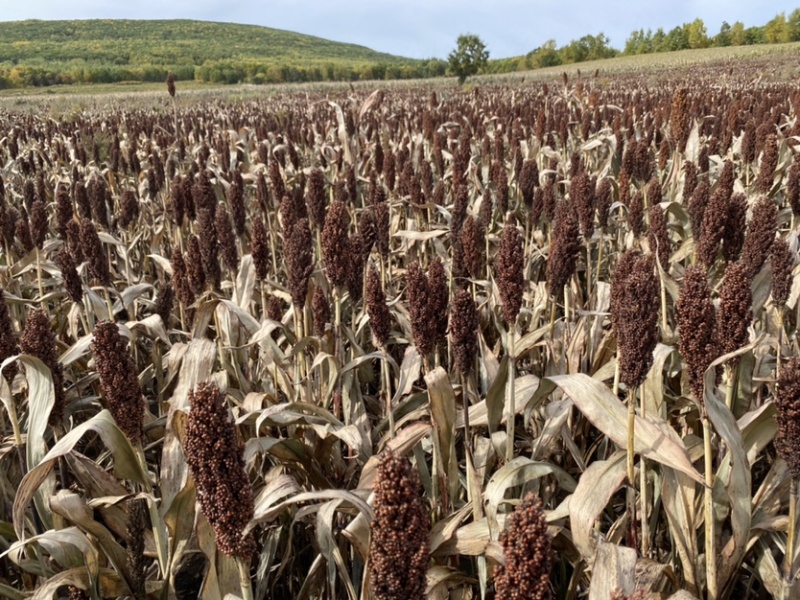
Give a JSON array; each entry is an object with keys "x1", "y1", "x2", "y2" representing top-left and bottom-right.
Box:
[{"x1": 1, "y1": 1, "x2": 798, "y2": 59}]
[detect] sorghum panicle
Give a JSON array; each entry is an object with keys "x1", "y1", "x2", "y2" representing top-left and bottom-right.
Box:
[
  {"x1": 496, "y1": 218, "x2": 524, "y2": 324},
  {"x1": 80, "y1": 218, "x2": 111, "y2": 286},
  {"x1": 55, "y1": 248, "x2": 83, "y2": 305},
  {"x1": 741, "y1": 195, "x2": 778, "y2": 279},
  {"x1": 757, "y1": 133, "x2": 778, "y2": 194},
  {"x1": 696, "y1": 187, "x2": 729, "y2": 267},
  {"x1": 494, "y1": 493, "x2": 552, "y2": 600},
  {"x1": 427, "y1": 257, "x2": 449, "y2": 349},
  {"x1": 546, "y1": 201, "x2": 581, "y2": 298},
  {"x1": 184, "y1": 381, "x2": 255, "y2": 558},
  {"x1": 186, "y1": 236, "x2": 206, "y2": 296},
  {"x1": 595, "y1": 177, "x2": 612, "y2": 230},
  {"x1": 92, "y1": 321, "x2": 144, "y2": 444},
  {"x1": 406, "y1": 261, "x2": 433, "y2": 357},
  {"x1": 30, "y1": 199, "x2": 47, "y2": 249},
  {"x1": 716, "y1": 260, "x2": 753, "y2": 365},
  {"x1": 322, "y1": 200, "x2": 350, "y2": 288},
  {"x1": 611, "y1": 250, "x2": 660, "y2": 389},
  {"x1": 155, "y1": 281, "x2": 174, "y2": 328},
  {"x1": 722, "y1": 193, "x2": 747, "y2": 263},
  {"x1": 312, "y1": 283, "x2": 330, "y2": 338},
  {"x1": 368, "y1": 452, "x2": 429, "y2": 600},
  {"x1": 676, "y1": 265, "x2": 719, "y2": 400},
  {"x1": 21, "y1": 309, "x2": 66, "y2": 425},
  {"x1": 366, "y1": 264, "x2": 391, "y2": 348},
  {"x1": 776, "y1": 358, "x2": 800, "y2": 480},
  {"x1": 250, "y1": 215, "x2": 270, "y2": 282},
  {"x1": 285, "y1": 218, "x2": 314, "y2": 307},
  {"x1": 771, "y1": 238, "x2": 793, "y2": 308},
  {"x1": 450, "y1": 288, "x2": 479, "y2": 378},
  {"x1": 0, "y1": 289, "x2": 19, "y2": 384},
  {"x1": 671, "y1": 87, "x2": 691, "y2": 153},
  {"x1": 346, "y1": 232, "x2": 365, "y2": 303}
]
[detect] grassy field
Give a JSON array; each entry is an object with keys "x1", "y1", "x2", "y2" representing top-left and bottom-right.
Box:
[
  {"x1": 3, "y1": 40, "x2": 799, "y2": 114},
  {"x1": 0, "y1": 19, "x2": 443, "y2": 87}
]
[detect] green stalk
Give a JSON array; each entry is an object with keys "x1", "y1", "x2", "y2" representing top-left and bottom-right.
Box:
[{"x1": 703, "y1": 411, "x2": 718, "y2": 600}]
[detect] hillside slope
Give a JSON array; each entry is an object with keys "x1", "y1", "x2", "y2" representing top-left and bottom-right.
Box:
[{"x1": 0, "y1": 19, "x2": 443, "y2": 86}]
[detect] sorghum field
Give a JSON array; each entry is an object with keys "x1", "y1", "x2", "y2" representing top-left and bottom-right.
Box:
[{"x1": 1, "y1": 56, "x2": 800, "y2": 600}]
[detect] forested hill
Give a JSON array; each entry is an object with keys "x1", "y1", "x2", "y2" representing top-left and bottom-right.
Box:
[{"x1": 0, "y1": 19, "x2": 447, "y2": 87}]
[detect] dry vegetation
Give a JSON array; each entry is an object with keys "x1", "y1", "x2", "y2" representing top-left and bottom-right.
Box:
[{"x1": 0, "y1": 57, "x2": 799, "y2": 600}]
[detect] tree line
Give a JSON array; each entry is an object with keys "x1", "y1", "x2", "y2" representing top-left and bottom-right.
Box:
[{"x1": 487, "y1": 9, "x2": 800, "y2": 74}]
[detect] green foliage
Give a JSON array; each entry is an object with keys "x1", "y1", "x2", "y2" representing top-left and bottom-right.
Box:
[
  {"x1": 789, "y1": 9, "x2": 800, "y2": 41},
  {"x1": 715, "y1": 22, "x2": 732, "y2": 47},
  {"x1": 448, "y1": 34, "x2": 489, "y2": 84},
  {"x1": 765, "y1": 13, "x2": 791, "y2": 44},
  {"x1": 685, "y1": 18, "x2": 709, "y2": 49},
  {"x1": 730, "y1": 22, "x2": 748, "y2": 45},
  {"x1": 619, "y1": 9, "x2": 800, "y2": 58},
  {"x1": 0, "y1": 19, "x2": 446, "y2": 88},
  {"x1": 530, "y1": 40, "x2": 563, "y2": 68}
]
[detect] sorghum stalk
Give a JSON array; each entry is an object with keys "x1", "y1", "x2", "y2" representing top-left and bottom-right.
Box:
[
  {"x1": 787, "y1": 479, "x2": 797, "y2": 583},
  {"x1": 294, "y1": 304, "x2": 304, "y2": 401},
  {"x1": 775, "y1": 358, "x2": 800, "y2": 583},
  {"x1": 366, "y1": 263, "x2": 393, "y2": 435},
  {"x1": 506, "y1": 320, "x2": 516, "y2": 463},
  {"x1": 611, "y1": 250, "x2": 659, "y2": 555},
  {"x1": 703, "y1": 409, "x2": 717, "y2": 599}
]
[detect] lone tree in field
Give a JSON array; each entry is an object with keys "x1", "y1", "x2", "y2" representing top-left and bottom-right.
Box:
[{"x1": 448, "y1": 34, "x2": 489, "y2": 84}]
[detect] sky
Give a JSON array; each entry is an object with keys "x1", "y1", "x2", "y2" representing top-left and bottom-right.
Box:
[{"x1": 1, "y1": 1, "x2": 798, "y2": 59}]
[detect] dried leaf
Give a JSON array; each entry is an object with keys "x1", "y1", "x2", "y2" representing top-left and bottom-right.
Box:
[{"x1": 546, "y1": 374, "x2": 705, "y2": 484}]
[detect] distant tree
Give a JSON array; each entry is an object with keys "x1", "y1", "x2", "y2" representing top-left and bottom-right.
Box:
[
  {"x1": 714, "y1": 21, "x2": 732, "y2": 47},
  {"x1": 529, "y1": 40, "x2": 562, "y2": 67},
  {"x1": 764, "y1": 13, "x2": 790, "y2": 44},
  {"x1": 448, "y1": 34, "x2": 489, "y2": 84},
  {"x1": 730, "y1": 21, "x2": 747, "y2": 45},
  {"x1": 666, "y1": 25, "x2": 690, "y2": 51},
  {"x1": 744, "y1": 25, "x2": 766, "y2": 45},
  {"x1": 789, "y1": 9, "x2": 800, "y2": 41},
  {"x1": 652, "y1": 28, "x2": 668, "y2": 52},
  {"x1": 685, "y1": 18, "x2": 709, "y2": 49}
]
